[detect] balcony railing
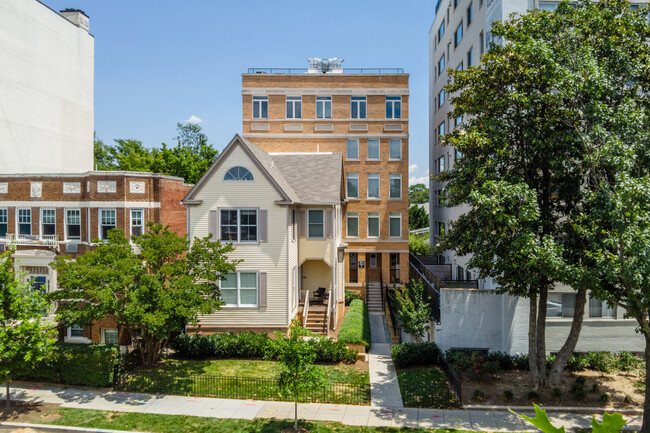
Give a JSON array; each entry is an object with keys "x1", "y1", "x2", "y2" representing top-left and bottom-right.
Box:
[
  {"x1": 0, "y1": 234, "x2": 59, "y2": 247},
  {"x1": 247, "y1": 67, "x2": 405, "y2": 74}
]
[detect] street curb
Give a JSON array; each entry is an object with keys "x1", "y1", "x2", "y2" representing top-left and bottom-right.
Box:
[
  {"x1": 0, "y1": 421, "x2": 148, "y2": 433},
  {"x1": 464, "y1": 404, "x2": 644, "y2": 415}
]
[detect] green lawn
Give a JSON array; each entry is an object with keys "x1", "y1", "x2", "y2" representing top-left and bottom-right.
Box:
[
  {"x1": 397, "y1": 367, "x2": 457, "y2": 409},
  {"x1": 40, "y1": 407, "x2": 463, "y2": 433},
  {"x1": 118, "y1": 358, "x2": 370, "y2": 405}
]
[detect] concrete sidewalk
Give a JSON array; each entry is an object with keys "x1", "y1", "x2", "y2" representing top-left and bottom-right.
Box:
[
  {"x1": 0, "y1": 384, "x2": 644, "y2": 430},
  {"x1": 368, "y1": 312, "x2": 403, "y2": 408}
]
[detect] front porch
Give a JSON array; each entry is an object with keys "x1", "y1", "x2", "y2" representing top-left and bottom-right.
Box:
[{"x1": 297, "y1": 259, "x2": 336, "y2": 336}]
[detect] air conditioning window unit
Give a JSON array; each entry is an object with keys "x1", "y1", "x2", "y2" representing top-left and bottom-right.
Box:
[{"x1": 65, "y1": 243, "x2": 78, "y2": 253}]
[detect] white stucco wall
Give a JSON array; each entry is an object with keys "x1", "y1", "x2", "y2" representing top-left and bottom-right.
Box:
[
  {"x1": 0, "y1": 0, "x2": 94, "y2": 174},
  {"x1": 434, "y1": 289, "x2": 645, "y2": 354}
]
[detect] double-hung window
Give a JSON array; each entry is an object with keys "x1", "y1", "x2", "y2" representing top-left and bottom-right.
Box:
[
  {"x1": 438, "y1": 55, "x2": 445, "y2": 75},
  {"x1": 347, "y1": 174, "x2": 359, "y2": 199},
  {"x1": 0, "y1": 209, "x2": 7, "y2": 237},
  {"x1": 347, "y1": 213, "x2": 359, "y2": 237},
  {"x1": 350, "y1": 96, "x2": 367, "y2": 119},
  {"x1": 389, "y1": 174, "x2": 402, "y2": 199},
  {"x1": 286, "y1": 96, "x2": 302, "y2": 119},
  {"x1": 100, "y1": 209, "x2": 116, "y2": 240},
  {"x1": 316, "y1": 96, "x2": 332, "y2": 119},
  {"x1": 367, "y1": 174, "x2": 380, "y2": 199},
  {"x1": 221, "y1": 209, "x2": 257, "y2": 243},
  {"x1": 18, "y1": 208, "x2": 31, "y2": 235},
  {"x1": 367, "y1": 139, "x2": 380, "y2": 160},
  {"x1": 221, "y1": 271, "x2": 258, "y2": 307},
  {"x1": 346, "y1": 139, "x2": 359, "y2": 160},
  {"x1": 589, "y1": 296, "x2": 616, "y2": 318},
  {"x1": 385, "y1": 96, "x2": 401, "y2": 119},
  {"x1": 68, "y1": 324, "x2": 84, "y2": 339},
  {"x1": 389, "y1": 139, "x2": 401, "y2": 160},
  {"x1": 389, "y1": 213, "x2": 401, "y2": 237},
  {"x1": 131, "y1": 209, "x2": 144, "y2": 237},
  {"x1": 103, "y1": 329, "x2": 119, "y2": 345},
  {"x1": 455, "y1": 21, "x2": 463, "y2": 47},
  {"x1": 367, "y1": 213, "x2": 380, "y2": 238},
  {"x1": 65, "y1": 209, "x2": 81, "y2": 240},
  {"x1": 252, "y1": 96, "x2": 268, "y2": 119},
  {"x1": 41, "y1": 209, "x2": 56, "y2": 236},
  {"x1": 308, "y1": 210, "x2": 324, "y2": 239}
]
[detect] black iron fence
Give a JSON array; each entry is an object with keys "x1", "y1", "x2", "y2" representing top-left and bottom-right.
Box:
[
  {"x1": 115, "y1": 371, "x2": 370, "y2": 405},
  {"x1": 437, "y1": 351, "x2": 463, "y2": 404}
]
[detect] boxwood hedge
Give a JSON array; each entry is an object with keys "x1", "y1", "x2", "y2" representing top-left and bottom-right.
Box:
[{"x1": 337, "y1": 299, "x2": 371, "y2": 349}]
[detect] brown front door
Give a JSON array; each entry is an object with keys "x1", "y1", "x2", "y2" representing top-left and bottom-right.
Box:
[
  {"x1": 349, "y1": 253, "x2": 358, "y2": 283},
  {"x1": 366, "y1": 253, "x2": 381, "y2": 283}
]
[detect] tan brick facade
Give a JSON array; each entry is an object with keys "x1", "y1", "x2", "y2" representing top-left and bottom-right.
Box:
[{"x1": 241, "y1": 72, "x2": 410, "y2": 290}]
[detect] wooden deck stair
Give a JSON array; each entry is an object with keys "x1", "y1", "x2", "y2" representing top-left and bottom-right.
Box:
[{"x1": 304, "y1": 304, "x2": 327, "y2": 334}]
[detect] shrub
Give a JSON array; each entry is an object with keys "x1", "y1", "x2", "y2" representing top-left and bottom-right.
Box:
[
  {"x1": 171, "y1": 332, "x2": 356, "y2": 364},
  {"x1": 600, "y1": 393, "x2": 610, "y2": 403},
  {"x1": 546, "y1": 354, "x2": 556, "y2": 369},
  {"x1": 445, "y1": 349, "x2": 500, "y2": 380},
  {"x1": 623, "y1": 394, "x2": 633, "y2": 404},
  {"x1": 586, "y1": 352, "x2": 617, "y2": 373},
  {"x1": 617, "y1": 351, "x2": 643, "y2": 371},
  {"x1": 22, "y1": 343, "x2": 121, "y2": 387},
  {"x1": 391, "y1": 342, "x2": 440, "y2": 368},
  {"x1": 471, "y1": 388, "x2": 486, "y2": 402},
  {"x1": 574, "y1": 388, "x2": 587, "y2": 401},
  {"x1": 488, "y1": 352, "x2": 516, "y2": 370},
  {"x1": 504, "y1": 389, "x2": 514, "y2": 403},
  {"x1": 337, "y1": 299, "x2": 371, "y2": 349},
  {"x1": 591, "y1": 383, "x2": 599, "y2": 393},
  {"x1": 512, "y1": 353, "x2": 530, "y2": 370},
  {"x1": 567, "y1": 354, "x2": 588, "y2": 372},
  {"x1": 527, "y1": 390, "x2": 540, "y2": 404},
  {"x1": 551, "y1": 387, "x2": 562, "y2": 403},
  {"x1": 345, "y1": 290, "x2": 362, "y2": 307}
]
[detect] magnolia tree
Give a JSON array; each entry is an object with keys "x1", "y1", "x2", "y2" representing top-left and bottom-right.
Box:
[
  {"x1": 0, "y1": 249, "x2": 55, "y2": 408},
  {"x1": 51, "y1": 223, "x2": 239, "y2": 366},
  {"x1": 440, "y1": 0, "x2": 650, "y2": 390}
]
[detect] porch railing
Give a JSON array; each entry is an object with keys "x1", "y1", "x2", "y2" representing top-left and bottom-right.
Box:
[
  {"x1": 1, "y1": 234, "x2": 59, "y2": 247},
  {"x1": 325, "y1": 288, "x2": 332, "y2": 337},
  {"x1": 302, "y1": 291, "x2": 310, "y2": 329}
]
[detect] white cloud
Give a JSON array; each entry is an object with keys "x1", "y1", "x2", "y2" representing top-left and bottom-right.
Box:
[
  {"x1": 186, "y1": 115, "x2": 203, "y2": 124},
  {"x1": 409, "y1": 169, "x2": 429, "y2": 186},
  {"x1": 409, "y1": 164, "x2": 418, "y2": 174}
]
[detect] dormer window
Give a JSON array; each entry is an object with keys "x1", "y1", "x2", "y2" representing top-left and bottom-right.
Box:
[{"x1": 224, "y1": 166, "x2": 254, "y2": 181}]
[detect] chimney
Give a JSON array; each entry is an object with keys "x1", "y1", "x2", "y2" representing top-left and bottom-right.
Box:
[{"x1": 60, "y1": 9, "x2": 90, "y2": 32}]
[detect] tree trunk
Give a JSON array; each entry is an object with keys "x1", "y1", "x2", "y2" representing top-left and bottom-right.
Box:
[
  {"x1": 528, "y1": 295, "x2": 540, "y2": 387},
  {"x1": 294, "y1": 400, "x2": 298, "y2": 431},
  {"x1": 547, "y1": 287, "x2": 586, "y2": 386},
  {"x1": 535, "y1": 287, "x2": 549, "y2": 388},
  {"x1": 5, "y1": 380, "x2": 9, "y2": 409},
  {"x1": 641, "y1": 332, "x2": 650, "y2": 433}
]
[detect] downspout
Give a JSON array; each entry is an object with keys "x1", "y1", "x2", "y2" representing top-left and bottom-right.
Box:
[{"x1": 331, "y1": 204, "x2": 337, "y2": 330}]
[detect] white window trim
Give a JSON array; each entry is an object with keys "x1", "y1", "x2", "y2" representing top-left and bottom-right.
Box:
[
  {"x1": 350, "y1": 97, "x2": 367, "y2": 120},
  {"x1": 367, "y1": 212, "x2": 380, "y2": 238},
  {"x1": 385, "y1": 96, "x2": 402, "y2": 120},
  {"x1": 389, "y1": 139, "x2": 402, "y2": 160},
  {"x1": 102, "y1": 328, "x2": 119, "y2": 345},
  {"x1": 65, "y1": 324, "x2": 90, "y2": 343},
  {"x1": 346, "y1": 213, "x2": 359, "y2": 238},
  {"x1": 346, "y1": 139, "x2": 359, "y2": 161},
  {"x1": 252, "y1": 96, "x2": 268, "y2": 119},
  {"x1": 316, "y1": 96, "x2": 332, "y2": 119},
  {"x1": 221, "y1": 271, "x2": 259, "y2": 308},
  {"x1": 220, "y1": 208, "x2": 259, "y2": 244},
  {"x1": 286, "y1": 96, "x2": 302, "y2": 119},
  {"x1": 40, "y1": 208, "x2": 56, "y2": 239},
  {"x1": 346, "y1": 173, "x2": 359, "y2": 199},
  {"x1": 223, "y1": 166, "x2": 254, "y2": 182},
  {"x1": 366, "y1": 139, "x2": 381, "y2": 161},
  {"x1": 389, "y1": 174, "x2": 402, "y2": 199},
  {"x1": 292, "y1": 267, "x2": 298, "y2": 309},
  {"x1": 0, "y1": 208, "x2": 7, "y2": 237},
  {"x1": 367, "y1": 173, "x2": 380, "y2": 199},
  {"x1": 64, "y1": 208, "x2": 81, "y2": 241},
  {"x1": 17, "y1": 207, "x2": 32, "y2": 236},
  {"x1": 389, "y1": 213, "x2": 402, "y2": 238},
  {"x1": 307, "y1": 209, "x2": 325, "y2": 240},
  {"x1": 130, "y1": 208, "x2": 144, "y2": 237},
  {"x1": 98, "y1": 208, "x2": 117, "y2": 241}
]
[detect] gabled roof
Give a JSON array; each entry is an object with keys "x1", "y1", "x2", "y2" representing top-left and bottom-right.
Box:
[{"x1": 182, "y1": 134, "x2": 342, "y2": 206}]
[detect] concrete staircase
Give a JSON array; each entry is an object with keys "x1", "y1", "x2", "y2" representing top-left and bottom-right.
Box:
[
  {"x1": 366, "y1": 282, "x2": 383, "y2": 312},
  {"x1": 304, "y1": 304, "x2": 327, "y2": 334}
]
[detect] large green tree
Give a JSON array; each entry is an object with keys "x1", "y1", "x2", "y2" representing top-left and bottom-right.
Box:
[
  {"x1": 1, "y1": 249, "x2": 55, "y2": 408},
  {"x1": 408, "y1": 183, "x2": 429, "y2": 204},
  {"x1": 408, "y1": 204, "x2": 429, "y2": 231},
  {"x1": 51, "y1": 224, "x2": 239, "y2": 365},
  {"x1": 439, "y1": 0, "x2": 649, "y2": 389}
]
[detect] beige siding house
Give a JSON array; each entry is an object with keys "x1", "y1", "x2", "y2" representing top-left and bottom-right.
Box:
[{"x1": 183, "y1": 135, "x2": 344, "y2": 334}]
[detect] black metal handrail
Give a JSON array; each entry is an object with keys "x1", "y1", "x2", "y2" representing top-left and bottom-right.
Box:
[
  {"x1": 437, "y1": 351, "x2": 463, "y2": 405},
  {"x1": 409, "y1": 254, "x2": 444, "y2": 324},
  {"x1": 386, "y1": 289, "x2": 401, "y2": 342},
  {"x1": 115, "y1": 372, "x2": 370, "y2": 405},
  {"x1": 246, "y1": 67, "x2": 405, "y2": 74}
]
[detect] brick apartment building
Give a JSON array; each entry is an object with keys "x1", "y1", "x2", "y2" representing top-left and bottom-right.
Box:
[
  {"x1": 0, "y1": 171, "x2": 191, "y2": 345},
  {"x1": 241, "y1": 59, "x2": 409, "y2": 303}
]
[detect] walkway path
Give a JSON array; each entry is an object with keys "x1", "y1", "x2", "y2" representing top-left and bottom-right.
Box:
[
  {"x1": 0, "y1": 384, "x2": 644, "y2": 430},
  {"x1": 368, "y1": 311, "x2": 403, "y2": 408}
]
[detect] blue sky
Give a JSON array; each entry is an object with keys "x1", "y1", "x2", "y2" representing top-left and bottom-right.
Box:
[{"x1": 42, "y1": 0, "x2": 433, "y2": 185}]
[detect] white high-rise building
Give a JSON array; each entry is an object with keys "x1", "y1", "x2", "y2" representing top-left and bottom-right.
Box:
[
  {"x1": 426, "y1": 0, "x2": 647, "y2": 353},
  {"x1": 0, "y1": 0, "x2": 94, "y2": 174}
]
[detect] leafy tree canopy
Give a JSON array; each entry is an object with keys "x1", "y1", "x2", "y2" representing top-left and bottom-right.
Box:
[
  {"x1": 50, "y1": 224, "x2": 240, "y2": 365},
  {"x1": 408, "y1": 183, "x2": 429, "y2": 204},
  {"x1": 409, "y1": 204, "x2": 429, "y2": 231}
]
